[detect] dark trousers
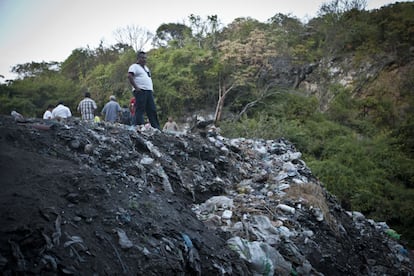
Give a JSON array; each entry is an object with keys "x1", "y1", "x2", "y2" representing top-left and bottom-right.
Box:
[{"x1": 133, "y1": 89, "x2": 160, "y2": 129}]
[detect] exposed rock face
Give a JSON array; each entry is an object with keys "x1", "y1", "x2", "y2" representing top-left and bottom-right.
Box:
[
  {"x1": 267, "y1": 54, "x2": 413, "y2": 112},
  {"x1": 268, "y1": 56, "x2": 318, "y2": 90},
  {"x1": 0, "y1": 115, "x2": 412, "y2": 275}
]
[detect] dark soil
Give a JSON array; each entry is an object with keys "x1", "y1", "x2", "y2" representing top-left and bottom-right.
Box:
[{"x1": 0, "y1": 115, "x2": 412, "y2": 275}]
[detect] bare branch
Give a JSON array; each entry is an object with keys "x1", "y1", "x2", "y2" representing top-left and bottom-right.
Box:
[{"x1": 113, "y1": 25, "x2": 154, "y2": 51}]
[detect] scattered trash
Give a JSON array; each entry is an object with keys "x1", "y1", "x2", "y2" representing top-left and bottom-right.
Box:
[
  {"x1": 228, "y1": 236, "x2": 291, "y2": 276},
  {"x1": 0, "y1": 114, "x2": 411, "y2": 275},
  {"x1": 200, "y1": 196, "x2": 233, "y2": 213},
  {"x1": 115, "y1": 228, "x2": 134, "y2": 249},
  {"x1": 52, "y1": 215, "x2": 62, "y2": 246},
  {"x1": 386, "y1": 229, "x2": 401, "y2": 240},
  {"x1": 222, "y1": 210, "x2": 233, "y2": 220},
  {"x1": 277, "y1": 203, "x2": 296, "y2": 214},
  {"x1": 11, "y1": 110, "x2": 25, "y2": 122}
]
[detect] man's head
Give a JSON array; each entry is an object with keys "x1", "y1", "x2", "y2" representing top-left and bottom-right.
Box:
[
  {"x1": 110, "y1": 95, "x2": 116, "y2": 101},
  {"x1": 137, "y1": 51, "x2": 147, "y2": 65},
  {"x1": 85, "y1": 92, "x2": 91, "y2": 98}
]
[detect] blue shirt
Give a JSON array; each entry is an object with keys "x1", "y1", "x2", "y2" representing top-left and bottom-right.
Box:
[{"x1": 101, "y1": 100, "x2": 121, "y2": 122}]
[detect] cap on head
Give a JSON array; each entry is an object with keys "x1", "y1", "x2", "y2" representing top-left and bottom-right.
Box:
[{"x1": 110, "y1": 95, "x2": 116, "y2": 101}]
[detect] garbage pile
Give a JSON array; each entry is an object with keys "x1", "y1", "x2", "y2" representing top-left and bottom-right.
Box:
[{"x1": 0, "y1": 115, "x2": 412, "y2": 275}]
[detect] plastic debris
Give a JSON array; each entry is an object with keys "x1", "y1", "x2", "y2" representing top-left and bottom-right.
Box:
[
  {"x1": 386, "y1": 229, "x2": 401, "y2": 240},
  {"x1": 227, "y1": 236, "x2": 291, "y2": 276},
  {"x1": 277, "y1": 204, "x2": 296, "y2": 214},
  {"x1": 200, "y1": 196, "x2": 233, "y2": 213},
  {"x1": 115, "y1": 228, "x2": 134, "y2": 249}
]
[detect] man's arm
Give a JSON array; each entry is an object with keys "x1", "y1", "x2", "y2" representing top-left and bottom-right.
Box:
[{"x1": 128, "y1": 72, "x2": 140, "y2": 91}]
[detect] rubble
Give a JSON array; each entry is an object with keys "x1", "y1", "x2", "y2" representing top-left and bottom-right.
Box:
[{"x1": 0, "y1": 115, "x2": 412, "y2": 275}]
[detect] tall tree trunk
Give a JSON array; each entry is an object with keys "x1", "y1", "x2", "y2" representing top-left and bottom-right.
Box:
[{"x1": 214, "y1": 82, "x2": 234, "y2": 124}]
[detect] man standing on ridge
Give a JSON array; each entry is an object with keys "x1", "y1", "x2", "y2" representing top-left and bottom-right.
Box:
[
  {"x1": 127, "y1": 51, "x2": 161, "y2": 130},
  {"x1": 101, "y1": 95, "x2": 121, "y2": 123},
  {"x1": 77, "y1": 92, "x2": 97, "y2": 121}
]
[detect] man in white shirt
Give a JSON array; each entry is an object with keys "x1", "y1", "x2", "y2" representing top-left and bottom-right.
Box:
[
  {"x1": 43, "y1": 104, "x2": 54, "y2": 119},
  {"x1": 52, "y1": 101, "x2": 72, "y2": 120},
  {"x1": 127, "y1": 51, "x2": 161, "y2": 130}
]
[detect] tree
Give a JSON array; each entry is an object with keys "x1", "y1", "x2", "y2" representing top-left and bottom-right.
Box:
[
  {"x1": 113, "y1": 24, "x2": 153, "y2": 52},
  {"x1": 188, "y1": 14, "x2": 221, "y2": 49},
  {"x1": 214, "y1": 24, "x2": 278, "y2": 123},
  {"x1": 0, "y1": 71, "x2": 77, "y2": 117},
  {"x1": 61, "y1": 48, "x2": 95, "y2": 81},
  {"x1": 153, "y1": 23, "x2": 192, "y2": 48},
  {"x1": 150, "y1": 45, "x2": 212, "y2": 119},
  {"x1": 268, "y1": 13, "x2": 312, "y2": 61},
  {"x1": 11, "y1": 61, "x2": 60, "y2": 79},
  {"x1": 318, "y1": 0, "x2": 367, "y2": 17},
  {"x1": 315, "y1": 0, "x2": 368, "y2": 54}
]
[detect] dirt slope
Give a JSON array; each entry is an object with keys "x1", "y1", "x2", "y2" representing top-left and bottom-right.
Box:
[{"x1": 0, "y1": 115, "x2": 412, "y2": 275}]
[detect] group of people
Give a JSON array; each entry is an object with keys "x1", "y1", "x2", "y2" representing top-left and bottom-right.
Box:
[
  {"x1": 42, "y1": 102, "x2": 72, "y2": 120},
  {"x1": 42, "y1": 51, "x2": 178, "y2": 131},
  {"x1": 43, "y1": 92, "x2": 96, "y2": 121}
]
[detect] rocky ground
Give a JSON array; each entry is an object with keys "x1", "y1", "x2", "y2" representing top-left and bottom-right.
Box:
[{"x1": 0, "y1": 114, "x2": 412, "y2": 275}]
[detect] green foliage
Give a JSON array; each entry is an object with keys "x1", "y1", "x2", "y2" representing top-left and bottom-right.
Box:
[
  {"x1": 221, "y1": 84, "x2": 414, "y2": 246},
  {"x1": 150, "y1": 45, "x2": 215, "y2": 120},
  {"x1": 104, "y1": 49, "x2": 137, "y2": 105},
  {"x1": 154, "y1": 23, "x2": 192, "y2": 48},
  {"x1": 326, "y1": 86, "x2": 358, "y2": 122},
  {"x1": 61, "y1": 48, "x2": 95, "y2": 81},
  {"x1": 308, "y1": 159, "x2": 356, "y2": 207},
  {"x1": 1, "y1": 72, "x2": 77, "y2": 117},
  {"x1": 83, "y1": 65, "x2": 109, "y2": 106},
  {"x1": 221, "y1": 17, "x2": 266, "y2": 42},
  {"x1": 371, "y1": 2, "x2": 414, "y2": 56},
  {"x1": 388, "y1": 186, "x2": 414, "y2": 246},
  {"x1": 268, "y1": 13, "x2": 310, "y2": 59},
  {"x1": 309, "y1": 0, "x2": 414, "y2": 59},
  {"x1": 11, "y1": 61, "x2": 61, "y2": 79}
]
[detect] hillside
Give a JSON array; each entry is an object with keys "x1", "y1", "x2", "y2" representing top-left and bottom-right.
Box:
[{"x1": 0, "y1": 115, "x2": 412, "y2": 275}]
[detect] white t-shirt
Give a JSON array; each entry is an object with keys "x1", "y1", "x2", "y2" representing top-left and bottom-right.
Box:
[
  {"x1": 43, "y1": 110, "x2": 52, "y2": 119},
  {"x1": 52, "y1": 104, "x2": 72, "y2": 119},
  {"x1": 128, "y1": 63, "x2": 153, "y2": 91}
]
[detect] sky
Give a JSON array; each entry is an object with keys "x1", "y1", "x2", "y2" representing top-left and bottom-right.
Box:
[{"x1": 0, "y1": 0, "x2": 406, "y2": 82}]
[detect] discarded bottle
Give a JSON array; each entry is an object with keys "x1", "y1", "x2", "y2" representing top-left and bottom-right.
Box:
[
  {"x1": 385, "y1": 229, "x2": 400, "y2": 240},
  {"x1": 277, "y1": 204, "x2": 295, "y2": 214},
  {"x1": 11, "y1": 110, "x2": 24, "y2": 121}
]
